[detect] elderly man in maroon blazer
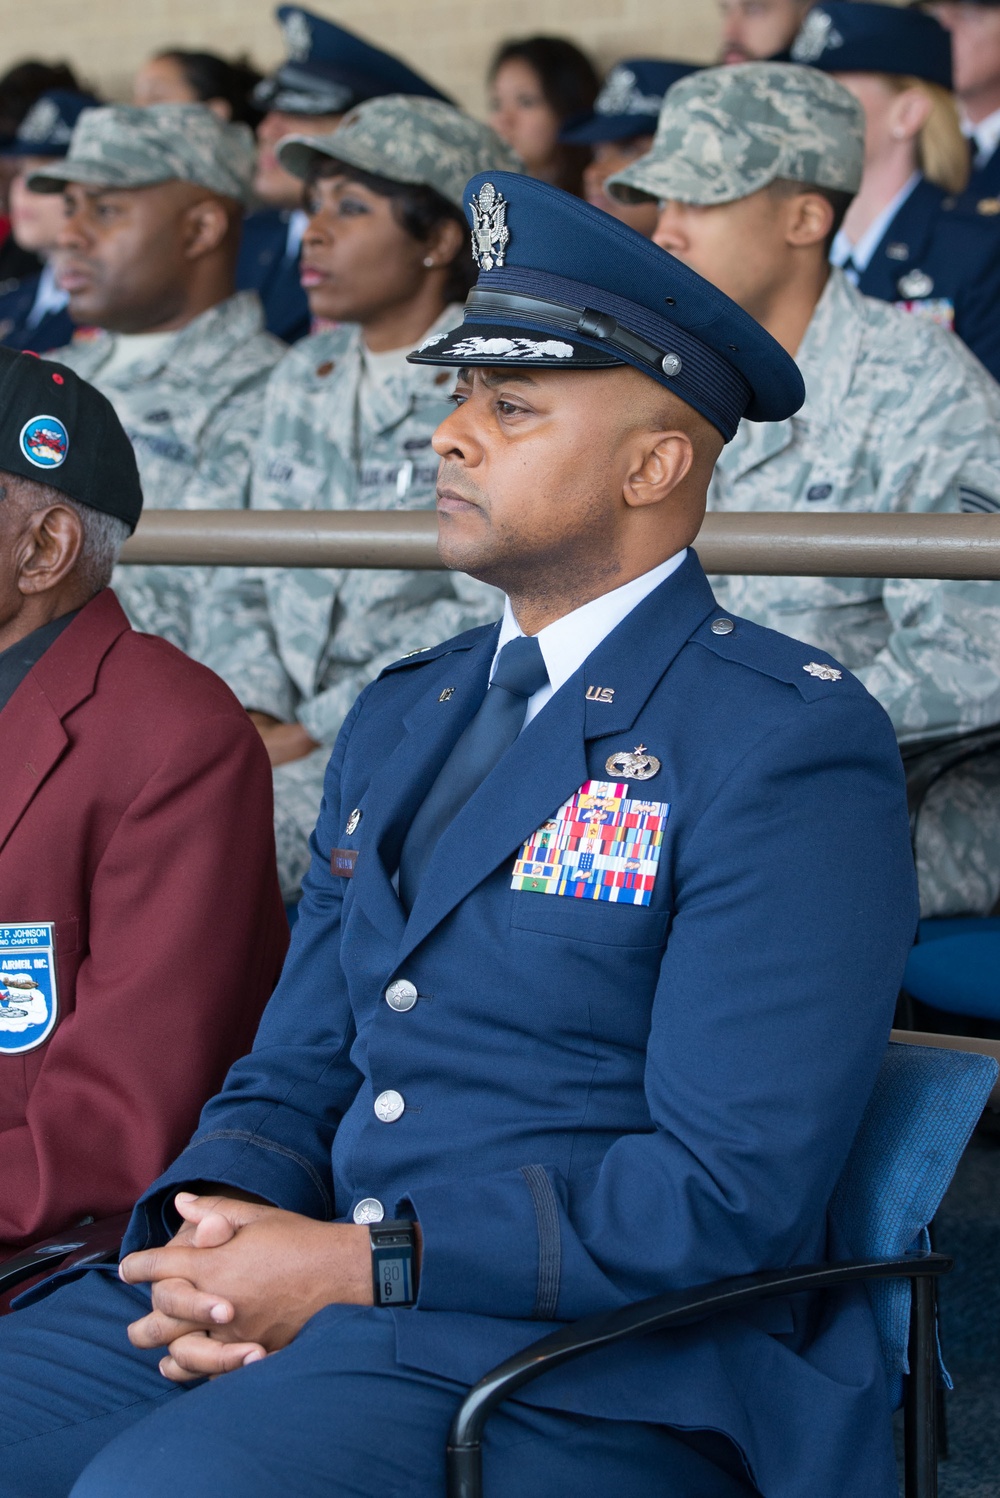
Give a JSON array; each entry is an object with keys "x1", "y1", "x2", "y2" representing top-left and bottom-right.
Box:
[{"x1": 0, "y1": 347, "x2": 288, "y2": 1255}]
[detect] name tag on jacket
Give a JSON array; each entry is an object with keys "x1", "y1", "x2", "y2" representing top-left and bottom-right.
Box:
[{"x1": 512, "y1": 780, "x2": 669, "y2": 907}]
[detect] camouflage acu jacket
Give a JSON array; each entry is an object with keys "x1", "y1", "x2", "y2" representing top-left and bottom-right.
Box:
[
  {"x1": 710, "y1": 269, "x2": 1000, "y2": 743},
  {"x1": 51, "y1": 291, "x2": 283, "y2": 649},
  {"x1": 194, "y1": 305, "x2": 502, "y2": 747}
]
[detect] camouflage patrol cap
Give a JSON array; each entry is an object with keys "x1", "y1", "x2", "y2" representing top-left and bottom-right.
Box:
[
  {"x1": 25, "y1": 104, "x2": 257, "y2": 209},
  {"x1": 607, "y1": 63, "x2": 864, "y2": 208},
  {"x1": 277, "y1": 95, "x2": 521, "y2": 211}
]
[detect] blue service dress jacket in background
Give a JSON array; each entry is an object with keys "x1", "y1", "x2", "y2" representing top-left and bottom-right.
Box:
[
  {"x1": 0, "y1": 273, "x2": 74, "y2": 356},
  {"x1": 236, "y1": 209, "x2": 311, "y2": 345},
  {"x1": 853, "y1": 176, "x2": 1000, "y2": 381},
  {"x1": 952, "y1": 140, "x2": 1000, "y2": 215},
  {"x1": 120, "y1": 555, "x2": 917, "y2": 1498}
]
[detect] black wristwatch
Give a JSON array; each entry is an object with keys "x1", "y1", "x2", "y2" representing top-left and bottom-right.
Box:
[{"x1": 369, "y1": 1219, "x2": 418, "y2": 1307}]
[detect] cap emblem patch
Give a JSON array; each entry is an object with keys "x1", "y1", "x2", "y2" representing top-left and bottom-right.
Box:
[
  {"x1": 470, "y1": 181, "x2": 510, "y2": 271},
  {"x1": 791, "y1": 10, "x2": 844, "y2": 62},
  {"x1": 281, "y1": 9, "x2": 313, "y2": 62},
  {"x1": 448, "y1": 335, "x2": 574, "y2": 360},
  {"x1": 20, "y1": 415, "x2": 69, "y2": 470}
]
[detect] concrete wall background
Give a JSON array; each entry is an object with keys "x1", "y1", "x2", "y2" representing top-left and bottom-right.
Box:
[{"x1": 0, "y1": 0, "x2": 723, "y2": 116}]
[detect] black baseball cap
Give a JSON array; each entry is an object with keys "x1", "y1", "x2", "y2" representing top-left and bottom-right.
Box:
[{"x1": 0, "y1": 348, "x2": 143, "y2": 531}]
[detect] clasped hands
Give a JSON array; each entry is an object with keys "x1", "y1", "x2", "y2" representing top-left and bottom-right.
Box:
[{"x1": 120, "y1": 1191, "x2": 372, "y2": 1384}]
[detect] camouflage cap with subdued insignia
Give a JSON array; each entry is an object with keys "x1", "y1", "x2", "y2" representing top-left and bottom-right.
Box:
[
  {"x1": 276, "y1": 95, "x2": 521, "y2": 211},
  {"x1": 607, "y1": 63, "x2": 864, "y2": 208},
  {"x1": 25, "y1": 104, "x2": 257, "y2": 209}
]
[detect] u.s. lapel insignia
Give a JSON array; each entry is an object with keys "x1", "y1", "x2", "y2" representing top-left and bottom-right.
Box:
[
  {"x1": 896, "y1": 268, "x2": 934, "y2": 300},
  {"x1": 470, "y1": 182, "x2": 510, "y2": 271},
  {"x1": 605, "y1": 744, "x2": 661, "y2": 781},
  {"x1": 803, "y1": 662, "x2": 842, "y2": 681},
  {"x1": 438, "y1": 687, "x2": 456, "y2": 701},
  {"x1": 586, "y1": 685, "x2": 615, "y2": 703}
]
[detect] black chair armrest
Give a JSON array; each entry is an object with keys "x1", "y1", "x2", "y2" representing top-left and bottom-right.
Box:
[
  {"x1": 0, "y1": 1213, "x2": 130, "y2": 1297},
  {"x1": 446, "y1": 1251, "x2": 952, "y2": 1498}
]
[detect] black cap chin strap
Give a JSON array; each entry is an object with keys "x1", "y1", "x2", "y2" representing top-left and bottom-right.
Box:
[{"x1": 466, "y1": 286, "x2": 670, "y2": 373}]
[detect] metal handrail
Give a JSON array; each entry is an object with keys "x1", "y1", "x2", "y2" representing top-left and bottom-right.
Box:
[{"x1": 118, "y1": 510, "x2": 1000, "y2": 579}]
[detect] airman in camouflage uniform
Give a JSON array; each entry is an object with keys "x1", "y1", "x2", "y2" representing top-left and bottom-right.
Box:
[
  {"x1": 27, "y1": 106, "x2": 284, "y2": 649},
  {"x1": 610, "y1": 64, "x2": 1000, "y2": 917},
  {"x1": 196, "y1": 97, "x2": 520, "y2": 897}
]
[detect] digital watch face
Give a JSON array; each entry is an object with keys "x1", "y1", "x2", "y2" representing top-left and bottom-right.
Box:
[
  {"x1": 370, "y1": 1225, "x2": 416, "y2": 1307},
  {"x1": 373, "y1": 1248, "x2": 414, "y2": 1305}
]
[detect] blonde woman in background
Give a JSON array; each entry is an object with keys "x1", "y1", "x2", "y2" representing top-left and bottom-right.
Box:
[{"x1": 793, "y1": 0, "x2": 1000, "y2": 379}]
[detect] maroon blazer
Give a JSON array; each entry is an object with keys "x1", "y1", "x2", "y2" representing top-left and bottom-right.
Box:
[{"x1": 0, "y1": 590, "x2": 289, "y2": 1250}]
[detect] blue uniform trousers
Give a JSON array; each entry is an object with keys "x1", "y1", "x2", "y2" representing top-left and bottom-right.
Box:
[{"x1": 0, "y1": 1271, "x2": 755, "y2": 1497}]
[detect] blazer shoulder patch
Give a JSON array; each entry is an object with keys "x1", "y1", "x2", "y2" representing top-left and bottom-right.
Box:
[
  {"x1": 376, "y1": 621, "x2": 498, "y2": 680},
  {"x1": 692, "y1": 614, "x2": 861, "y2": 700}
]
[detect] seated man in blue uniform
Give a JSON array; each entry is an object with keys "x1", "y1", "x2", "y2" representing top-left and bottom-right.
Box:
[
  {"x1": 239, "y1": 5, "x2": 450, "y2": 343},
  {"x1": 0, "y1": 174, "x2": 918, "y2": 1498}
]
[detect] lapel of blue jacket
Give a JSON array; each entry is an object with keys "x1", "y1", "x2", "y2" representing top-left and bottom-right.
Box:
[
  {"x1": 349, "y1": 626, "x2": 498, "y2": 950},
  {"x1": 394, "y1": 553, "x2": 718, "y2": 965},
  {"x1": 860, "y1": 179, "x2": 939, "y2": 301}
]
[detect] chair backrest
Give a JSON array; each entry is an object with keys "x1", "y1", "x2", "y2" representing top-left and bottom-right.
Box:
[{"x1": 829, "y1": 1041, "x2": 998, "y2": 1407}]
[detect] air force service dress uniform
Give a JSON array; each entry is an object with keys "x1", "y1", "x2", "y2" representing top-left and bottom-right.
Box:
[
  {"x1": 0, "y1": 177, "x2": 918, "y2": 1498},
  {"x1": 793, "y1": 2, "x2": 1000, "y2": 380},
  {"x1": 0, "y1": 90, "x2": 99, "y2": 356}
]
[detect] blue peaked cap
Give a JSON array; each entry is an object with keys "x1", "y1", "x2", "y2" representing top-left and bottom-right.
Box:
[
  {"x1": 560, "y1": 60, "x2": 700, "y2": 146},
  {"x1": 0, "y1": 90, "x2": 101, "y2": 158},
  {"x1": 408, "y1": 172, "x2": 804, "y2": 441},
  {"x1": 791, "y1": 3, "x2": 952, "y2": 90},
  {"x1": 254, "y1": 6, "x2": 450, "y2": 115}
]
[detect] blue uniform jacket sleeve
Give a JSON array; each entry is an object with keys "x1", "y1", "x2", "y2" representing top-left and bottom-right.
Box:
[
  {"x1": 402, "y1": 694, "x2": 918, "y2": 1321},
  {"x1": 123, "y1": 689, "x2": 376, "y2": 1254}
]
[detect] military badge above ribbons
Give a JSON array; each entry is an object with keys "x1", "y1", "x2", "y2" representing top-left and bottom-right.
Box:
[
  {"x1": 0, "y1": 923, "x2": 58, "y2": 1055},
  {"x1": 512, "y1": 780, "x2": 669, "y2": 907}
]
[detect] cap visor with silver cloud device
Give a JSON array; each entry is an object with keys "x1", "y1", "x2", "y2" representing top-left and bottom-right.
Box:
[{"x1": 408, "y1": 171, "x2": 805, "y2": 441}]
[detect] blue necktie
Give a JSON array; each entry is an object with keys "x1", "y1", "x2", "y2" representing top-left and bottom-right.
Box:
[{"x1": 397, "y1": 635, "x2": 549, "y2": 911}]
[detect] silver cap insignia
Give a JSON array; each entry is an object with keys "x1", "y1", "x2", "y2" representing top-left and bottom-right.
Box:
[
  {"x1": 803, "y1": 662, "x2": 842, "y2": 681},
  {"x1": 281, "y1": 9, "x2": 313, "y2": 62},
  {"x1": 470, "y1": 181, "x2": 510, "y2": 272},
  {"x1": 605, "y1": 745, "x2": 661, "y2": 781}
]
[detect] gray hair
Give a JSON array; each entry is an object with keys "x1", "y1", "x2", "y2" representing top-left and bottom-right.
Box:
[
  {"x1": 61, "y1": 498, "x2": 131, "y2": 593},
  {"x1": 0, "y1": 473, "x2": 131, "y2": 595}
]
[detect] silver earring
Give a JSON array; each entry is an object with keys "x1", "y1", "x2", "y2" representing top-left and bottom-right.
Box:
[{"x1": 423, "y1": 256, "x2": 436, "y2": 267}]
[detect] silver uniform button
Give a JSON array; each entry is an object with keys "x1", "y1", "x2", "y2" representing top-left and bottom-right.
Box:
[
  {"x1": 374, "y1": 1089, "x2": 405, "y2": 1123},
  {"x1": 710, "y1": 618, "x2": 735, "y2": 636},
  {"x1": 353, "y1": 1198, "x2": 385, "y2": 1224},
  {"x1": 385, "y1": 979, "x2": 418, "y2": 1012}
]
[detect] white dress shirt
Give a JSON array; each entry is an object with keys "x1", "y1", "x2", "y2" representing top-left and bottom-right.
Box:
[
  {"x1": 285, "y1": 208, "x2": 309, "y2": 262},
  {"x1": 492, "y1": 549, "x2": 688, "y2": 728},
  {"x1": 25, "y1": 261, "x2": 68, "y2": 330},
  {"x1": 830, "y1": 173, "x2": 922, "y2": 280},
  {"x1": 962, "y1": 105, "x2": 1000, "y2": 170}
]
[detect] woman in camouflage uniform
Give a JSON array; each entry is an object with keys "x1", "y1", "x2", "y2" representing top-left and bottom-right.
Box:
[{"x1": 195, "y1": 96, "x2": 519, "y2": 900}]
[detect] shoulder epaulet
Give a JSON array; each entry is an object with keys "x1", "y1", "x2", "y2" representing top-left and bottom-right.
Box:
[
  {"x1": 376, "y1": 621, "x2": 499, "y2": 680},
  {"x1": 692, "y1": 612, "x2": 863, "y2": 701}
]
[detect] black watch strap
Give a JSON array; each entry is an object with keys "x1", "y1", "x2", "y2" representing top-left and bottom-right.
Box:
[{"x1": 369, "y1": 1219, "x2": 417, "y2": 1307}]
